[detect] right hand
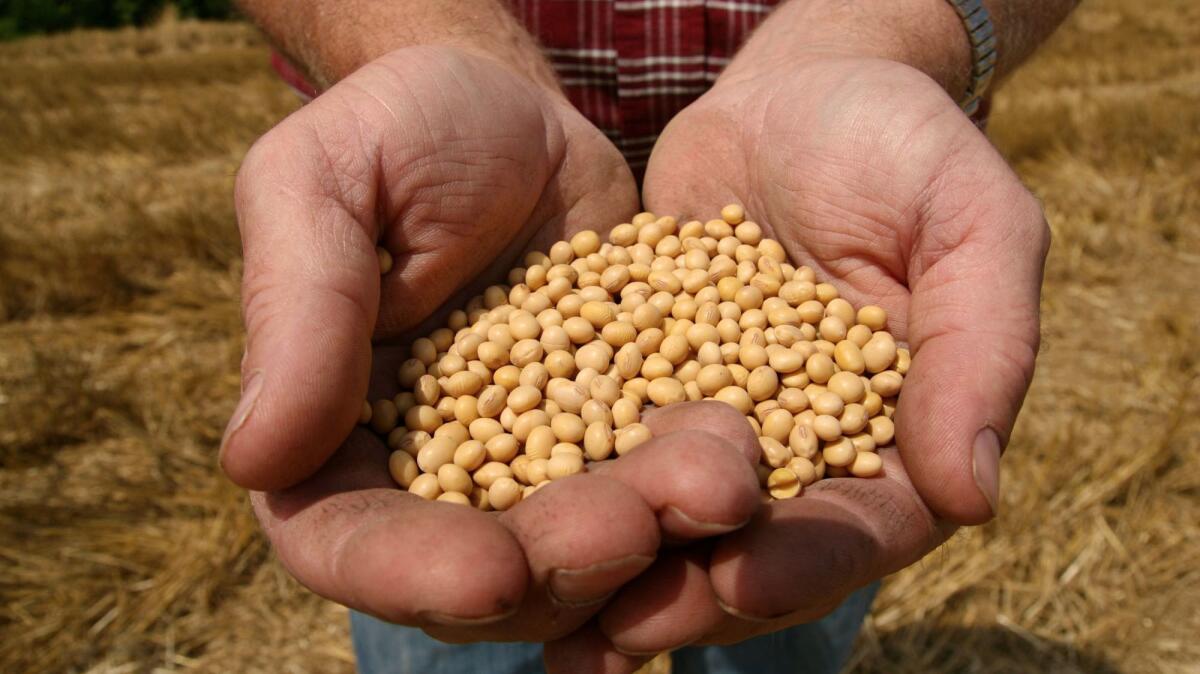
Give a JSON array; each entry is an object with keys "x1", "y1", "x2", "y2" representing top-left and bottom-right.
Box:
[{"x1": 221, "y1": 47, "x2": 763, "y2": 644}]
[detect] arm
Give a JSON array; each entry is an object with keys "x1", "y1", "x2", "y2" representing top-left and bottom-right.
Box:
[
  {"x1": 235, "y1": 0, "x2": 561, "y2": 91},
  {"x1": 721, "y1": 0, "x2": 1080, "y2": 101}
]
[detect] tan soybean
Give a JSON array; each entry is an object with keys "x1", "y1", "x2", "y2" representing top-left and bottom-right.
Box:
[{"x1": 366, "y1": 205, "x2": 902, "y2": 507}]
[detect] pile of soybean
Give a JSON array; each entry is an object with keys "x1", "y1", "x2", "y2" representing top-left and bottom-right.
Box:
[{"x1": 362, "y1": 206, "x2": 906, "y2": 511}]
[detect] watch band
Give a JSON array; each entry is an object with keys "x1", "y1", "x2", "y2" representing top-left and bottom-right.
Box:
[{"x1": 945, "y1": 0, "x2": 998, "y2": 117}]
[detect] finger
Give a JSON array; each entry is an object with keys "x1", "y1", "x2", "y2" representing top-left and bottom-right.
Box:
[
  {"x1": 424, "y1": 474, "x2": 660, "y2": 644},
  {"x1": 598, "y1": 548, "x2": 726, "y2": 656},
  {"x1": 501, "y1": 476, "x2": 658, "y2": 606},
  {"x1": 593, "y1": 539, "x2": 844, "y2": 655},
  {"x1": 251, "y1": 428, "x2": 529, "y2": 626},
  {"x1": 708, "y1": 449, "x2": 952, "y2": 620},
  {"x1": 544, "y1": 622, "x2": 652, "y2": 674},
  {"x1": 902, "y1": 159, "x2": 1049, "y2": 524},
  {"x1": 222, "y1": 109, "x2": 379, "y2": 491},
  {"x1": 641, "y1": 400, "x2": 762, "y2": 465},
  {"x1": 597, "y1": 402, "x2": 763, "y2": 539}
]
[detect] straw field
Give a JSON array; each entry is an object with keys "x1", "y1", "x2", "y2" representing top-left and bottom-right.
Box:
[{"x1": 1, "y1": 2, "x2": 1197, "y2": 672}]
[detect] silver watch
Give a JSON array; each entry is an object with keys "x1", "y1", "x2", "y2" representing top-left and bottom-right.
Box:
[{"x1": 945, "y1": 0, "x2": 998, "y2": 116}]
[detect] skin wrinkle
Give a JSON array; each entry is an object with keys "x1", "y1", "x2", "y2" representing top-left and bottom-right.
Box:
[
  {"x1": 325, "y1": 496, "x2": 404, "y2": 612},
  {"x1": 763, "y1": 183, "x2": 902, "y2": 304},
  {"x1": 255, "y1": 480, "x2": 404, "y2": 606},
  {"x1": 910, "y1": 246, "x2": 1000, "y2": 314},
  {"x1": 382, "y1": 132, "x2": 595, "y2": 335},
  {"x1": 910, "y1": 157, "x2": 1047, "y2": 286},
  {"x1": 311, "y1": 484, "x2": 526, "y2": 626},
  {"x1": 349, "y1": 54, "x2": 575, "y2": 333},
  {"x1": 908, "y1": 235, "x2": 1043, "y2": 346},
  {"x1": 748, "y1": 63, "x2": 945, "y2": 251},
  {"x1": 331, "y1": 89, "x2": 407, "y2": 234},
  {"x1": 329, "y1": 497, "x2": 422, "y2": 620},
  {"x1": 746, "y1": 75, "x2": 917, "y2": 267},
  {"x1": 381, "y1": 150, "x2": 544, "y2": 320},
  {"x1": 307, "y1": 116, "x2": 375, "y2": 225},
  {"x1": 814, "y1": 479, "x2": 930, "y2": 562},
  {"x1": 528, "y1": 106, "x2": 617, "y2": 242},
  {"x1": 244, "y1": 126, "x2": 379, "y2": 297},
  {"x1": 375, "y1": 60, "x2": 443, "y2": 221},
  {"x1": 763, "y1": 189, "x2": 909, "y2": 308},
  {"x1": 711, "y1": 502, "x2": 877, "y2": 620},
  {"x1": 911, "y1": 264, "x2": 1042, "y2": 342},
  {"x1": 238, "y1": 264, "x2": 374, "y2": 377},
  {"x1": 384, "y1": 68, "x2": 552, "y2": 233}
]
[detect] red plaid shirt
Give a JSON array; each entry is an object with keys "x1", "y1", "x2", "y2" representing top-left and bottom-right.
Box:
[
  {"x1": 505, "y1": 0, "x2": 779, "y2": 172},
  {"x1": 273, "y1": 1, "x2": 778, "y2": 172}
]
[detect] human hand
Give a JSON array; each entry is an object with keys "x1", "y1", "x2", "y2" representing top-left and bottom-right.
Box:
[
  {"x1": 222, "y1": 46, "x2": 765, "y2": 644},
  {"x1": 222, "y1": 45, "x2": 638, "y2": 490},
  {"x1": 545, "y1": 56, "x2": 1048, "y2": 668}
]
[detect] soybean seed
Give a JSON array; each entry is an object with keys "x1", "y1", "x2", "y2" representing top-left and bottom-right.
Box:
[{"x1": 368, "y1": 204, "x2": 904, "y2": 506}]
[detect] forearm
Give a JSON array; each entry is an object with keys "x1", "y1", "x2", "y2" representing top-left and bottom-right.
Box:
[
  {"x1": 236, "y1": 0, "x2": 559, "y2": 92},
  {"x1": 721, "y1": 0, "x2": 1079, "y2": 100}
]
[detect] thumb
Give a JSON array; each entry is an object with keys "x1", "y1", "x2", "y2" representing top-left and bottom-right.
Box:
[
  {"x1": 219, "y1": 120, "x2": 379, "y2": 491},
  {"x1": 898, "y1": 165, "x2": 1049, "y2": 526}
]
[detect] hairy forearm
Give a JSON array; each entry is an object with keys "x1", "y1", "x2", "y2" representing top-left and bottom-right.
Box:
[
  {"x1": 235, "y1": 0, "x2": 559, "y2": 92},
  {"x1": 722, "y1": 0, "x2": 1079, "y2": 100}
]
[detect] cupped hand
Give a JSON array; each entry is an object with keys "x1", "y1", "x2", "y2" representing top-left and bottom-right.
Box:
[
  {"x1": 222, "y1": 46, "x2": 765, "y2": 644},
  {"x1": 223, "y1": 45, "x2": 637, "y2": 491},
  {"x1": 547, "y1": 56, "x2": 1048, "y2": 668}
]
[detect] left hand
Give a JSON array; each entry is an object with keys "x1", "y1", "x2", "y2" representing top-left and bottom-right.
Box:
[{"x1": 545, "y1": 55, "x2": 1048, "y2": 670}]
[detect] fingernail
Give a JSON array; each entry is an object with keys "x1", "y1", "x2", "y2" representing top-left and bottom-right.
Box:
[
  {"x1": 661, "y1": 505, "x2": 748, "y2": 536},
  {"x1": 418, "y1": 605, "x2": 518, "y2": 627},
  {"x1": 714, "y1": 597, "x2": 772, "y2": 623},
  {"x1": 614, "y1": 643, "x2": 689, "y2": 658},
  {"x1": 220, "y1": 369, "x2": 263, "y2": 462},
  {"x1": 548, "y1": 554, "x2": 654, "y2": 606},
  {"x1": 548, "y1": 590, "x2": 615, "y2": 610},
  {"x1": 972, "y1": 427, "x2": 1001, "y2": 517}
]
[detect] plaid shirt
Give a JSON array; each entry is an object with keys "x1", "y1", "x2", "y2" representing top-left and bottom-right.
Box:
[{"x1": 505, "y1": 0, "x2": 778, "y2": 172}]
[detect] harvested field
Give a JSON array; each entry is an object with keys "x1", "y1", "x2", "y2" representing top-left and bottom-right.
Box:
[{"x1": 1, "y1": 2, "x2": 1197, "y2": 672}]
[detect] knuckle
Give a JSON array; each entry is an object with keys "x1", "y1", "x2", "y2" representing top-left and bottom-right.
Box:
[
  {"x1": 234, "y1": 122, "x2": 304, "y2": 218},
  {"x1": 1015, "y1": 190, "x2": 1051, "y2": 251},
  {"x1": 233, "y1": 134, "x2": 270, "y2": 214}
]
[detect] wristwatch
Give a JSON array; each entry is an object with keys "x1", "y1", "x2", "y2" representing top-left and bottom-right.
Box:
[{"x1": 944, "y1": 0, "x2": 998, "y2": 117}]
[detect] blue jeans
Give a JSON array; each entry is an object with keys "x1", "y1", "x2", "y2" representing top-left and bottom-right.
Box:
[{"x1": 351, "y1": 582, "x2": 878, "y2": 674}]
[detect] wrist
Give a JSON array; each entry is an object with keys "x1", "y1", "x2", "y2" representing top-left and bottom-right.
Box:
[
  {"x1": 379, "y1": 43, "x2": 566, "y2": 100},
  {"x1": 367, "y1": 45, "x2": 573, "y2": 120},
  {"x1": 358, "y1": 41, "x2": 564, "y2": 101},
  {"x1": 241, "y1": 0, "x2": 563, "y2": 95},
  {"x1": 715, "y1": 0, "x2": 971, "y2": 101}
]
